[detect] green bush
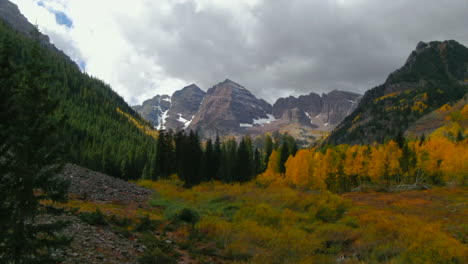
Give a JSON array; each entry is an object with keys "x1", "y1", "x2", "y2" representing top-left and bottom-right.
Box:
[
  {"x1": 138, "y1": 248, "x2": 176, "y2": 264},
  {"x1": 134, "y1": 215, "x2": 156, "y2": 232},
  {"x1": 79, "y1": 209, "x2": 107, "y2": 226},
  {"x1": 175, "y1": 208, "x2": 200, "y2": 225},
  {"x1": 108, "y1": 215, "x2": 132, "y2": 228}
]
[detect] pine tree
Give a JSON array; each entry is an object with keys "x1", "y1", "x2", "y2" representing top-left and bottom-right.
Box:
[
  {"x1": 0, "y1": 33, "x2": 70, "y2": 263},
  {"x1": 155, "y1": 130, "x2": 175, "y2": 179},
  {"x1": 203, "y1": 138, "x2": 215, "y2": 180},
  {"x1": 263, "y1": 134, "x2": 273, "y2": 172},
  {"x1": 236, "y1": 136, "x2": 253, "y2": 182}
]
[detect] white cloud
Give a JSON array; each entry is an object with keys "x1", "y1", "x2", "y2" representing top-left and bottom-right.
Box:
[{"x1": 10, "y1": 0, "x2": 468, "y2": 105}]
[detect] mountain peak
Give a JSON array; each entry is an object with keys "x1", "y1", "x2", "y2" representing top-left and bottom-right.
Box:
[
  {"x1": 415, "y1": 41, "x2": 429, "y2": 52},
  {"x1": 188, "y1": 80, "x2": 272, "y2": 138},
  {"x1": 182, "y1": 83, "x2": 202, "y2": 90},
  {"x1": 176, "y1": 83, "x2": 204, "y2": 95},
  {"x1": 328, "y1": 40, "x2": 468, "y2": 145},
  {"x1": 219, "y1": 79, "x2": 247, "y2": 91}
]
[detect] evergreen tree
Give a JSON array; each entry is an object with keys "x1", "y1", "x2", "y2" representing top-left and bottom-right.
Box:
[
  {"x1": 254, "y1": 148, "x2": 262, "y2": 175},
  {"x1": 213, "y1": 135, "x2": 222, "y2": 181},
  {"x1": 0, "y1": 33, "x2": 70, "y2": 263},
  {"x1": 203, "y1": 138, "x2": 215, "y2": 180},
  {"x1": 155, "y1": 130, "x2": 175, "y2": 179},
  {"x1": 0, "y1": 19, "x2": 157, "y2": 182},
  {"x1": 236, "y1": 136, "x2": 253, "y2": 182},
  {"x1": 263, "y1": 134, "x2": 273, "y2": 172}
]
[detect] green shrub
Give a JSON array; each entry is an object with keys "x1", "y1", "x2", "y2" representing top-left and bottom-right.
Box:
[
  {"x1": 138, "y1": 248, "x2": 176, "y2": 264},
  {"x1": 175, "y1": 208, "x2": 200, "y2": 225},
  {"x1": 108, "y1": 215, "x2": 132, "y2": 228},
  {"x1": 134, "y1": 215, "x2": 156, "y2": 232},
  {"x1": 79, "y1": 209, "x2": 107, "y2": 226}
]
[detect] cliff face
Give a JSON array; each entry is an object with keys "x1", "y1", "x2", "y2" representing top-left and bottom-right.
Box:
[
  {"x1": 273, "y1": 93, "x2": 322, "y2": 119},
  {"x1": 133, "y1": 95, "x2": 171, "y2": 128},
  {"x1": 0, "y1": 0, "x2": 69, "y2": 55},
  {"x1": 165, "y1": 84, "x2": 206, "y2": 130},
  {"x1": 272, "y1": 90, "x2": 361, "y2": 131},
  {"x1": 188, "y1": 79, "x2": 273, "y2": 138},
  {"x1": 135, "y1": 79, "x2": 363, "y2": 142}
]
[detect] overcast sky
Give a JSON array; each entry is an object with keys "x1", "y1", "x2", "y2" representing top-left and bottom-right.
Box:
[{"x1": 11, "y1": 0, "x2": 468, "y2": 105}]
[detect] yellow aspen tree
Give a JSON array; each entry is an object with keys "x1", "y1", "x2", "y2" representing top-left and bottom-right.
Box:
[
  {"x1": 368, "y1": 145, "x2": 386, "y2": 183},
  {"x1": 284, "y1": 149, "x2": 326, "y2": 190},
  {"x1": 312, "y1": 151, "x2": 327, "y2": 189},
  {"x1": 385, "y1": 140, "x2": 402, "y2": 177},
  {"x1": 285, "y1": 149, "x2": 311, "y2": 187},
  {"x1": 257, "y1": 150, "x2": 282, "y2": 185},
  {"x1": 368, "y1": 140, "x2": 402, "y2": 185}
]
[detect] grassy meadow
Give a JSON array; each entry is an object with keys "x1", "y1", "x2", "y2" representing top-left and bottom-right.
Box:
[{"x1": 58, "y1": 178, "x2": 467, "y2": 264}]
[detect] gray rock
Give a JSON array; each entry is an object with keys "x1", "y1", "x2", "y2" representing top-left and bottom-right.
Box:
[
  {"x1": 36, "y1": 213, "x2": 144, "y2": 264},
  {"x1": 165, "y1": 84, "x2": 206, "y2": 130},
  {"x1": 188, "y1": 79, "x2": 273, "y2": 139},
  {"x1": 133, "y1": 94, "x2": 171, "y2": 129},
  {"x1": 273, "y1": 90, "x2": 361, "y2": 130},
  {"x1": 62, "y1": 164, "x2": 152, "y2": 204}
]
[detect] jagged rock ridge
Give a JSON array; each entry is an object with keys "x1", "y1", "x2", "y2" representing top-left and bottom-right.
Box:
[
  {"x1": 272, "y1": 90, "x2": 361, "y2": 130},
  {"x1": 133, "y1": 95, "x2": 171, "y2": 129},
  {"x1": 133, "y1": 84, "x2": 206, "y2": 129},
  {"x1": 135, "y1": 79, "x2": 362, "y2": 142}
]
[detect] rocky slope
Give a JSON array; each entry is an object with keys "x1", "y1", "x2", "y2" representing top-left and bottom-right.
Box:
[
  {"x1": 272, "y1": 90, "x2": 361, "y2": 130},
  {"x1": 63, "y1": 164, "x2": 152, "y2": 203},
  {"x1": 187, "y1": 79, "x2": 273, "y2": 138},
  {"x1": 133, "y1": 84, "x2": 205, "y2": 130},
  {"x1": 35, "y1": 164, "x2": 154, "y2": 264},
  {"x1": 38, "y1": 213, "x2": 145, "y2": 264},
  {"x1": 165, "y1": 84, "x2": 206, "y2": 130},
  {"x1": 327, "y1": 40, "x2": 468, "y2": 145},
  {"x1": 405, "y1": 95, "x2": 468, "y2": 138},
  {"x1": 0, "y1": 0, "x2": 71, "y2": 59},
  {"x1": 133, "y1": 95, "x2": 171, "y2": 129}
]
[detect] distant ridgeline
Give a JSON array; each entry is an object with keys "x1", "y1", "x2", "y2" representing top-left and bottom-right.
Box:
[
  {"x1": 0, "y1": 18, "x2": 157, "y2": 180},
  {"x1": 328, "y1": 40, "x2": 468, "y2": 145}
]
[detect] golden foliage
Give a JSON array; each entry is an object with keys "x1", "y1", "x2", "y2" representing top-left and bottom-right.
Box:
[
  {"x1": 284, "y1": 149, "x2": 325, "y2": 189},
  {"x1": 116, "y1": 107, "x2": 158, "y2": 139},
  {"x1": 257, "y1": 150, "x2": 282, "y2": 185},
  {"x1": 136, "y1": 177, "x2": 468, "y2": 263}
]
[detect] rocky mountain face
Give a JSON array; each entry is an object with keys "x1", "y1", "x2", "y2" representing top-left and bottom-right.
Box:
[
  {"x1": 165, "y1": 84, "x2": 206, "y2": 130},
  {"x1": 133, "y1": 95, "x2": 171, "y2": 128},
  {"x1": 136, "y1": 79, "x2": 361, "y2": 142},
  {"x1": 0, "y1": 0, "x2": 69, "y2": 57},
  {"x1": 328, "y1": 40, "x2": 468, "y2": 145},
  {"x1": 187, "y1": 79, "x2": 273, "y2": 138},
  {"x1": 272, "y1": 90, "x2": 361, "y2": 131},
  {"x1": 0, "y1": 0, "x2": 46, "y2": 43},
  {"x1": 133, "y1": 84, "x2": 205, "y2": 129}
]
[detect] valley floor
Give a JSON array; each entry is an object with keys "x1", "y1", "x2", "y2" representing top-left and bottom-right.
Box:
[{"x1": 52, "y1": 164, "x2": 467, "y2": 264}]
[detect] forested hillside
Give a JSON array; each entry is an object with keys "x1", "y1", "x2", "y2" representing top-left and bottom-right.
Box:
[
  {"x1": 328, "y1": 40, "x2": 468, "y2": 145},
  {"x1": 0, "y1": 19, "x2": 156, "y2": 180}
]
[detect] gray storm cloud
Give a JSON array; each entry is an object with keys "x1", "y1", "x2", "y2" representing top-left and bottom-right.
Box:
[
  {"x1": 116, "y1": 0, "x2": 468, "y2": 102},
  {"x1": 19, "y1": 0, "x2": 468, "y2": 104}
]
